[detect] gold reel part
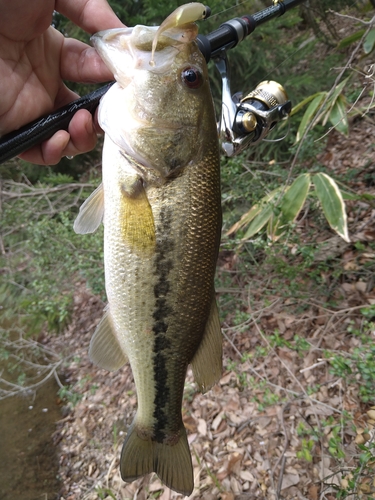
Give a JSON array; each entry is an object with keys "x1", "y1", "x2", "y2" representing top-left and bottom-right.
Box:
[{"x1": 240, "y1": 80, "x2": 288, "y2": 132}]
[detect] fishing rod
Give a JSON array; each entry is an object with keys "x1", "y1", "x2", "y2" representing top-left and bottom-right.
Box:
[
  {"x1": 197, "y1": 0, "x2": 307, "y2": 61},
  {"x1": 0, "y1": 0, "x2": 307, "y2": 164}
]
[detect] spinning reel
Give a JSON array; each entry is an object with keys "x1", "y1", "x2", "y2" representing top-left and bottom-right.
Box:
[{"x1": 215, "y1": 51, "x2": 291, "y2": 157}]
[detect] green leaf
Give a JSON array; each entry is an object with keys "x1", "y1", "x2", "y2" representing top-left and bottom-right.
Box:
[
  {"x1": 226, "y1": 189, "x2": 281, "y2": 236},
  {"x1": 294, "y1": 79, "x2": 350, "y2": 140},
  {"x1": 320, "y1": 78, "x2": 349, "y2": 126},
  {"x1": 279, "y1": 174, "x2": 311, "y2": 222},
  {"x1": 241, "y1": 204, "x2": 274, "y2": 240},
  {"x1": 296, "y1": 93, "x2": 326, "y2": 142},
  {"x1": 313, "y1": 173, "x2": 350, "y2": 242},
  {"x1": 226, "y1": 203, "x2": 264, "y2": 236},
  {"x1": 291, "y1": 92, "x2": 326, "y2": 116},
  {"x1": 269, "y1": 174, "x2": 311, "y2": 241},
  {"x1": 340, "y1": 190, "x2": 363, "y2": 201},
  {"x1": 364, "y1": 29, "x2": 375, "y2": 54},
  {"x1": 329, "y1": 77, "x2": 350, "y2": 101},
  {"x1": 329, "y1": 94, "x2": 348, "y2": 135},
  {"x1": 338, "y1": 29, "x2": 365, "y2": 49}
]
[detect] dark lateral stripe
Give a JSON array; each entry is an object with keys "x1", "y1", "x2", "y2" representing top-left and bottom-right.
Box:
[
  {"x1": 152, "y1": 206, "x2": 174, "y2": 442},
  {"x1": 153, "y1": 352, "x2": 170, "y2": 442}
]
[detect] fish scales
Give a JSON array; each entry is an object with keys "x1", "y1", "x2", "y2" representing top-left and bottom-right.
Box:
[
  {"x1": 74, "y1": 4, "x2": 222, "y2": 496},
  {"x1": 103, "y1": 134, "x2": 221, "y2": 439}
]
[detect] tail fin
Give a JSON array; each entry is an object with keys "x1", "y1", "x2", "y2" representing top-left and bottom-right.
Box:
[{"x1": 120, "y1": 422, "x2": 194, "y2": 496}]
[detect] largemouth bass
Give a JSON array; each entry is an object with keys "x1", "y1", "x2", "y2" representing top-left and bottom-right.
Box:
[{"x1": 74, "y1": 4, "x2": 222, "y2": 496}]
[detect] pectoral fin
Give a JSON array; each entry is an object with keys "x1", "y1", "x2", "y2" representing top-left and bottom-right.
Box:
[
  {"x1": 191, "y1": 296, "x2": 222, "y2": 393},
  {"x1": 120, "y1": 177, "x2": 156, "y2": 252},
  {"x1": 73, "y1": 183, "x2": 104, "y2": 234},
  {"x1": 89, "y1": 308, "x2": 128, "y2": 371}
]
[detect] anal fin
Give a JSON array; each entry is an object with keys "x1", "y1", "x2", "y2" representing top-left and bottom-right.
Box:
[
  {"x1": 191, "y1": 296, "x2": 222, "y2": 393},
  {"x1": 89, "y1": 307, "x2": 128, "y2": 371}
]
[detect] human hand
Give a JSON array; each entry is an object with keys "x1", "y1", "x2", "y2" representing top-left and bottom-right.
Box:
[{"x1": 0, "y1": 0, "x2": 125, "y2": 164}]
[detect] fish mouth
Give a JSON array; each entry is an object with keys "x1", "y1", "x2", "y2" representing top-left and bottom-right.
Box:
[{"x1": 91, "y1": 26, "x2": 190, "y2": 81}]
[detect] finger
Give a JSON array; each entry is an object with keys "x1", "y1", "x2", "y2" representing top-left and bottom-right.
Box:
[
  {"x1": 55, "y1": 0, "x2": 125, "y2": 34},
  {"x1": 18, "y1": 110, "x2": 99, "y2": 165},
  {"x1": 60, "y1": 37, "x2": 115, "y2": 83},
  {"x1": 0, "y1": 1, "x2": 54, "y2": 42},
  {"x1": 42, "y1": 109, "x2": 98, "y2": 163},
  {"x1": 92, "y1": 107, "x2": 103, "y2": 135},
  {"x1": 18, "y1": 130, "x2": 70, "y2": 165},
  {"x1": 64, "y1": 108, "x2": 99, "y2": 155}
]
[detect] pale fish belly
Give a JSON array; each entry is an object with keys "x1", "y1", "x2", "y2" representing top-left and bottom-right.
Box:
[{"x1": 102, "y1": 137, "x2": 158, "y2": 431}]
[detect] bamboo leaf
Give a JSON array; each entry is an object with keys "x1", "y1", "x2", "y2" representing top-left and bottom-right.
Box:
[
  {"x1": 269, "y1": 174, "x2": 311, "y2": 241},
  {"x1": 291, "y1": 92, "x2": 326, "y2": 116},
  {"x1": 226, "y1": 204, "x2": 263, "y2": 236},
  {"x1": 329, "y1": 94, "x2": 348, "y2": 136},
  {"x1": 328, "y1": 78, "x2": 349, "y2": 104},
  {"x1": 226, "y1": 189, "x2": 281, "y2": 236},
  {"x1": 364, "y1": 29, "x2": 375, "y2": 54},
  {"x1": 313, "y1": 173, "x2": 350, "y2": 242},
  {"x1": 338, "y1": 29, "x2": 365, "y2": 49},
  {"x1": 320, "y1": 78, "x2": 349, "y2": 126},
  {"x1": 340, "y1": 191, "x2": 360, "y2": 201},
  {"x1": 242, "y1": 204, "x2": 274, "y2": 240},
  {"x1": 296, "y1": 93, "x2": 326, "y2": 142}
]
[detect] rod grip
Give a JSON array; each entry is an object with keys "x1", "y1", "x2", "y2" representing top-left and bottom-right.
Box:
[{"x1": 0, "y1": 83, "x2": 114, "y2": 164}]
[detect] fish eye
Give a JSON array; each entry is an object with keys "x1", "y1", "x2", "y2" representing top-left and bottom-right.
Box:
[{"x1": 180, "y1": 66, "x2": 203, "y2": 89}]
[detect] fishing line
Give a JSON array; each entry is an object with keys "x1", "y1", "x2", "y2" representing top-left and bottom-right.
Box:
[
  {"x1": 204, "y1": 0, "x2": 311, "y2": 83},
  {"x1": 209, "y1": 0, "x2": 371, "y2": 85},
  {"x1": 206, "y1": 0, "x2": 255, "y2": 20}
]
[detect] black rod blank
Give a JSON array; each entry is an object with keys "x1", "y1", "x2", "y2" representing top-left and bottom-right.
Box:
[
  {"x1": 197, "y1": 0, "x2": 306, "y2": 60},
  {"x1": 0, "y1": 84, "x2": 113, "y2": 164}
]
